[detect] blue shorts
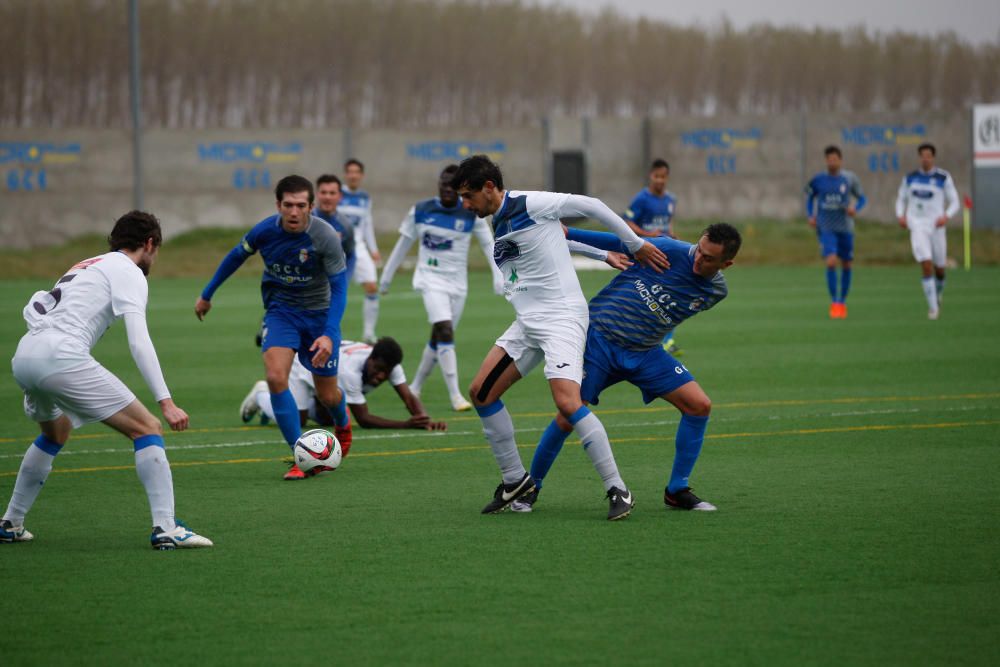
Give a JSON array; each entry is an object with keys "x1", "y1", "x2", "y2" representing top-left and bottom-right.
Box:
[
  {"x1": 580, "y1": 328, "x2": 694, "y2": 405},
  {"x1": 818, "y1": 230, "x2": 854, "y2": 261},
  {"x1": 261, "y1": 307, "x2": 339, "y2": 377}
]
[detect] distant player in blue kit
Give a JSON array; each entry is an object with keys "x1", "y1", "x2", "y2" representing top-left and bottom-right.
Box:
[
  {"x1": 195, "y1": 175, "x2": 350, "y2": 480},
  {"x1": 513, "y1": 222, "x2": 741, "y2": 514},
  {"x1": 624, "y1": 158, "x2": 682, "y2": 353},
  {"x1": 805, "y1": 145, "x2": 866, "y2": 319},
  {"x1": 313, "y1": 173, "x2": 356, "y2": 274}
]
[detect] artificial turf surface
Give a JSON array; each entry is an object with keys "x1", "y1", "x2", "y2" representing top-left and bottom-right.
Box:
[{"x1": 0, "y1": 264, "x2": 997, "y2": 665}]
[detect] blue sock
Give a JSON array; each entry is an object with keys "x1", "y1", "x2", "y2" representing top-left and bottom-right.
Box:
[
  {"x1": 668, "y1": 414, "x2": 709, "y2": 494},
  {"x1": 133, "y1": 434, "x2": 165, "y2": 451},
  {"x1": 270, "y1": 389, "x2": 301, "y2": 450},
  {"x1": 825, "y1": 267, "x2": 838, "y2": 302},
  {"x1": 33, "y1": 434, "x2": 64, "y2": 456},
  {"x1": 840, "y1": 269, "x2": 852, "y2": 302},
  {"x1": 530, "y1": 419, "x2": 572, "y2": 489},
  {"x1": 331, "y1": 392, "x2": 349, "y2": 428}
]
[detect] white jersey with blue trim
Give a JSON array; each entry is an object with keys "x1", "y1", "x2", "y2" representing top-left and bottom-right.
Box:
[
  {"x1": 400, "y1": 198, "x2": 493, "y2": 292},
  {"x1": 895, "y1": 167, "x2": 960, "y2": 228},
  {"x1": 490, "y1": 190, "x2": 588, "y2": 319},
  {"x1": 289, "y1": 340, "x2": 406, "y2": 405},
  {"x1": 339, "y1": 187, "x2": 377, "y2": 252}
]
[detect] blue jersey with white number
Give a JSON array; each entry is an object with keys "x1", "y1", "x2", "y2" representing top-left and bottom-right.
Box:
[
  {"x1": 624, "y1": 188, "x2": 676, "y2": 235},
  {"x1": 582, "y1": 234, "x2": 728, "y2": 352},
  {"x1": 805, "y1": 171, "x2": 866, "y2": 233}
]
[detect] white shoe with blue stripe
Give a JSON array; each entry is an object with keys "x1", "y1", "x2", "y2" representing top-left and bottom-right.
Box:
[
  {"x1": 0, "y1": 519, "x2": 33, "y2": 543},
  {"x1": 150, "y1": 519, "x2": 213, "y2": 550}
]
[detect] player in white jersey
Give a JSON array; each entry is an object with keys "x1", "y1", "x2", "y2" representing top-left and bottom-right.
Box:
[
  {"x1": 450, "y1": 155, "x2": 669, "y2": 519},
  {"x1": 379, "y1": 164, "x2": 504, "y2": 412},
  {"x1": 240, "y1": 338, "x2": 445, "y2": 444},
  {"x1": 1, "y1": 211, "x2": 212, "y2": 550},
  {"x1": 895, "y1": 142, "x2": 960, "y2": 320},
  {"x1": 341, "y1": 158, "x2": 381, "y2": 342}
]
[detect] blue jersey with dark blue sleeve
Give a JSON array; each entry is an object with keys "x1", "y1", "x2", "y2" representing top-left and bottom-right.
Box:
[
  {"x1": 575, "y1": 232, "x2": 728, "y2": 352},
  {"x1": 624, "y1": 188, "x2": 676, "y2": 235},
  {"x1": 804, "y1": 170, "x2": 866, "y2": 233}
]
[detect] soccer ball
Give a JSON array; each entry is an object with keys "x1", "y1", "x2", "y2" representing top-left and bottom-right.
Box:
[{"x1": 293, "y1": 429, "x2": 342, "y2": 475}]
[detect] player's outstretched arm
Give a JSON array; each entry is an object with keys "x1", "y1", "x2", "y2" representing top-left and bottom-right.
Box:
[
  {"x1": 379, "y1": 232, "x2": 416, "y2": 294},
  {"x1": 396, "y1": 383, "x2": 447, "y2": 431},
  {"x1": 123, "y1": 312, "x2": 188, "y2": 431},
  {"x1": 559, "y1": 194, "x2": 668, "y2": 271},
  {"x1": 895, "y1": 177, "x2": 909, "y2": 227},
  {"x1": 196, "y1": 244, "x2": 252, "y2": 320}
]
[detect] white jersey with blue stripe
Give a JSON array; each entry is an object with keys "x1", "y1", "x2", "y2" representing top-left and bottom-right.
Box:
[
  {"x1": 400, "y1": 197, "x2": 492, "y2": 292},
  {"x1": 491, "y1": 190, "x2": 588, "y2": 319},
  {"x1": 590, "y1": 237, "x2": 728, "y2": 352},
  {"x1": 895, "y1": 167, "x2": 960, "y2": 228},
  {"x1": 339, "y1": 187, "x2": 377, "y2": 251}
]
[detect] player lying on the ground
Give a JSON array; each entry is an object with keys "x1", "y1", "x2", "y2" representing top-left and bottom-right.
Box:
[
  {"x1": 451, "y1": 154, "x2": 669, "y2": 520},
  {"x1": 241, "y1": 338, "x2": 446, "y2": 442},
  {"x1": 195, "y1": 175, "x2": 350, "y2": 481},
  {"x1": 2, "y1": 211, "x2": 212, "y2": 549},
  {"x1": 379, "y1": 164, "x2": 504, "y2": 412},
  {"x1": 514, "y1": 222, "x2": 741, "y2": 514}
]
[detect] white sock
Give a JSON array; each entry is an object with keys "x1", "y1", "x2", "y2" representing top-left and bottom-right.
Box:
[
  {"x1": 3, "y1": 443, "x2": 56, "y2": 524},
  {"x1": 573, "y1": 411, "x2": 625, "y2": 491},
  {"x1": 922, "y1": 277, "x2": 938, "y2": 310},
  {"x1": 436, "y1": 343, "x2": 462, "y2": 399},
  {"x1": 135, "y1": 445, "x2": 176, "y2": 530},
  {"x1": 363, "y1": 295, "x2": 379, "y2": 340},
  {"x1": 478, "y1": 403, "x2": 525, "y2": 484},
  {"x1": 256, "y1": 390, "x2": 275, "y2": 421},
  {"x1": 411, "y1": 344, "x2": 437, "y2": 395}
]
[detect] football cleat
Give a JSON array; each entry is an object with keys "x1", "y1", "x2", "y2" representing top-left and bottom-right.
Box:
[
  {"x1": 511, "y1": 488, "x2": 540, "y2": 513},
  {"x1": 283, "y1": 462, "x2": 309, "y2": 480},
  {"x1": 606, "y1": 486, "x2": 635, "y2": 521},
  {"x1": 240, "y1": 380, "x2": 268, "y2": 423},
  {"x1": 829, "y1": 303, "x2": 841, "y2": 319},
  {"x1": 150, "y1": 520, "x2": 213, "y2": 550},
  {"x1": 335, "y1": 421, "x2": 353, "y2": 458},
  {"x1": 928, "y1": 308, "x2": 939, "y2": 320},
  {"x1": 481, "y1": 473, "x2": 535, "y2": 514},
  {"x1": 664, "y1": 487, "x2": 717, "y2": 511},
  {"x1": 0, "y1": 519, "x2": 33, "y2": 543},
  {"x1": 450, "y1": 395, "x2": 473, "y2": 412}
]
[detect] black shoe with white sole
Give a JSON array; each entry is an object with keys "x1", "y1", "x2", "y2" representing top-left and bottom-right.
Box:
[
  {"x1": 664, "y1": 486, "x2": 717, "y2": 511},
  {"x1": 481, "y1": 473, "x2": 535, "y2": 514},
  {"x1": 606, "y1": 486, "x2": 635, "y2": 521}
]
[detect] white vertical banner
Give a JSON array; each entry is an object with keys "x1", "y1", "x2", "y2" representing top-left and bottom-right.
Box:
[{"x1": 973, "y1": 104, "x2": 1000, "y2": 167}]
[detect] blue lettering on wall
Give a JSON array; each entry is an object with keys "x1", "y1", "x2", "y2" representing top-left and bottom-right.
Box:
[
  {"x1": 197, "y1": 142, "x2": 301, "y2": 163},
  {"x1": 682, "y1": 128, "x2": 761, "y2": 150},
  {"x1": 5, "y1": 168, "x2": 48, "y2": 191},
  {"x1": 406, "y1": 141, "x2": 506, "y2": 161},
  {"x1": 842, "y1": 124, "x2": 926, "y2": 147},
  {"x1": 0, "y1": 142, "x2": 81, "y2": 165},
  {"x1": 232, "y1": 168, "x2": 272, "y2": 190},
  {"x1": 706, "y1": 154, "x2": 737, "y2": 175},
  {"x1": 867, "y1": 151, "x2": 900, "y2": 173}
]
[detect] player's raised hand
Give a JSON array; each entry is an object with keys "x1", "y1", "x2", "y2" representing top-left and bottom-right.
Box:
[
  {"x1": 808, "y1": 217, "x2": 817, "y2": 228},
  {"x1": 159, "y1": 399, "x2": 189, "y2": 432},
  {"x1": 935, "y1": 216, "x2": 948, "y2": 228},
  {"x1": 194, "y1": 297, "x2": 212, "y2": 321},
  {"x1": 634, "y1": 242, "x2": 670, "y2": 272},
  {"x1": 846, "y1": 206, "x2": 857, "y2": 217},
  {"x1": 605, "y1": 251, "x2": 633, "y2": 271},
  {"x1": 898, "y1": 216, "x2": 908, "y2": 229},
  {"x1": 309, "y1": 335, "x2": 334, "y2": 367}
]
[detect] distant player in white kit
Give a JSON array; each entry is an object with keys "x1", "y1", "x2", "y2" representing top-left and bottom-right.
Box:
[
  {"x1": 1, "y1": 211, "x2": 212, "y2": 550},
  {"x1": 378, "y1": 164, "x2": 504, "y2": 411},
  {"x1": 451, "y1": 155, "x2": 670, "y2": 519},
  {"x1": 895, "y1": 142, "x2": 960, "y2": 320},
  {"x1": 340, "y1": 158, "x2": 382, "y2": 342}
]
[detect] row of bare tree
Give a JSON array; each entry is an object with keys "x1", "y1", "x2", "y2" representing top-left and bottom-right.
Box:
[{"x1": 2, "y1": 0, "x2": 997, "y2": 128}]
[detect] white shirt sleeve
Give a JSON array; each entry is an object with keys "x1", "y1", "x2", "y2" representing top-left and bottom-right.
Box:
[
  {"x1": 944, "y1": 172, "x2": 961, "y2": 218},
  {"x1": 895, "y1": 177, "x2": 908, "y2": 219},
  {"x1": 341, "y1": 369, "x2": 367, "y2": 405},
  {"x1": 363, "y1": 203, "x2": 378, "y2": 253},
  {"x1": 389, "y1": 363, "x2": 407, "y2": 387},
  {"x1": 566, "y1": 240, "x2": 609, "y2": 261},
  {"x1": 111, "y1": 265, "x2": 148, "y2": 317},
  {"x1": 379, "y1": 208, "x2": 418, "y2": 290},
  {"x1": 123, "y1": 311, "x2": 171, "y2": 402},
  {"x1": 557, "y1": 194, "x2": 645, "y2": 253}
]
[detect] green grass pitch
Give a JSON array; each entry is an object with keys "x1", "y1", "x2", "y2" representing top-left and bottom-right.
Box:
[{"x1": 0, "y1": 265, "x2": 998, "y2": 665}]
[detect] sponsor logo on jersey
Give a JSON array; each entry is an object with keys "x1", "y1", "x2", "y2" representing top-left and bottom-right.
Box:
[
  {"x1": 299, "y1": 248, "x2": 309, "y2": 263},
  {"x1": 493, "y1": 239, "x2": 521, "y2": 268},
  {"x1": 422, "y1": 232, "x2": 454, "y2": 251}
]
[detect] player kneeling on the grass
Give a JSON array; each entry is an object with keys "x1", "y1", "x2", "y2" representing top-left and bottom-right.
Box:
[
  {"x1": 379, "y1": 164, "x2": 504, "y2": 412},
  {"x1": 515, "y1": 223, "x2": 740, "y2": 514},
  {"x1": 195, "y1": 175, "x2": 349, "y2": 481},
  {"x1": 2, "y1": 211, "x2": 211, "y2": 550},
  {"x1": 241, "y1": 338, "x2": 446, "y2": 442},
  {"x1": 452, "y1": 155, "x2": 670, "y2": 520}
]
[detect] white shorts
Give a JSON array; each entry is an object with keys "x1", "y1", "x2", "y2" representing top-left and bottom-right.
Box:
[
  {"x1": 494, "y1": 314, "x2": 587, "y2": 384},
  {"x1": 12, "y1": 334, "x2": 136, "y2": 429},
  {"x1": 909, "y1": 225, "x2": 947, "y2": 266},
  {"x1": 288, "y1": 360, "x2": 316, "y2": 410},
  {"x1": 421, "y1": 289, "x2": 467, "y2": 326},
  {"x1": 353, "y1": 244, "x2": 378, "y2": 284}
]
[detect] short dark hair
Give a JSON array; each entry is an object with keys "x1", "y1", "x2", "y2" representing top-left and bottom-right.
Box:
[
  {"x1": 449, "y1": 155, "x2": 504, "y2": 191},
  {"x1": 315, "y1": 173, "x2": 342, "y2": 189},
  {"x1": 702, "y1": 222, "x2": 742, "y2": 261},
  {"x1": 275, "y1": 174, "x2": 314, "y2": 203},
  {"x1": 824, "y1": 145, "x2": 842, "y2": 158},
  {"x1": 650, "y1": 158, "x2": 670, "y2": 172},
  {"x1": 918, "y1": 142, "x2": 936, "y2": 156},
  {"x1": 107, "y1": 210, "x2": 162, "y2": 251},
  {"x1": 440, "y1": 163, "x2": 459, "y2": 178},
  {"x1": 370, "y1": 337, "x2": 403, "y2": 369},
  {"x1": 344, "y1": 158, "x2": 365, "y2": 172}
]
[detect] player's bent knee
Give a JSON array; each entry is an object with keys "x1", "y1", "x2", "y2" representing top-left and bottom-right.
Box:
[
  {"x1": 554, "y1": 413, "x2": 573, "y2": 431},
  {"x1": 685, "y1": 396, "x2": 711, "y2": 417}
]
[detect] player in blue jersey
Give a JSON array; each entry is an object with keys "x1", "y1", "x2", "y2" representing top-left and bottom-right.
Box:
[
  {"x1": 513, "y1": 223, "x2": 741, "y2": 514},
  {"x1": 314, "y1": 173, "x2": 356, "y2": 270},
  {"x1": 805, "y1": 145, "x2": 866, "y2": 319},
  {"x1": 341, "y1": 159, "x2": 381, "y2": 343},
  {"x1": 624, "y1": 158, "x2": 682, "y2": 353},
  {"x1": 379, "y1": 164, "x2": 503, "y2": 411},
  {"x1": 195, "y1": 175, "x2": 350, "y2": 480}
]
